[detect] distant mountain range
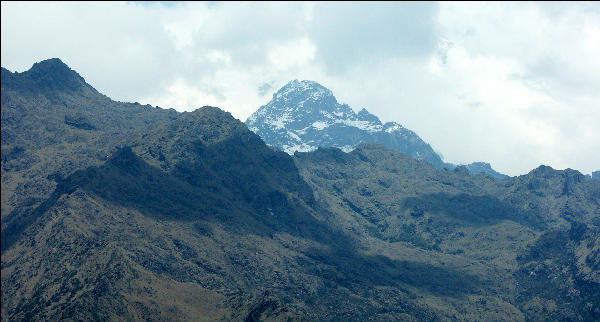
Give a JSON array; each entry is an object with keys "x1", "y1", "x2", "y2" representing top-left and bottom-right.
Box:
[
  {"x1": 246, "y1": 80, "x2": 508, "y2": 179},
  {"x1": 2, "y1": 59, "x2": 599, "y2": 321}
]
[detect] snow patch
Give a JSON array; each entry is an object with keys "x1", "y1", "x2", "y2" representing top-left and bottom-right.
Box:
[
  {"x1": 340, "y1": 145, "x2": 355, "y2": 153},
  {"x1": 385, "y1": 124, "x2": 403, "y2": 133},
  {"x1": 296, "y1": 125, "x2": 311, "y2": 135},
  {"x1": 320, "y1": 111, "x2": 335, "y2": 119},
  {"x1": 266, "y1": 111, "x2": 292, "y2": 129},
  {"x1": 282, "y1": 143, "x2": 317, "y2": 154},
  {"x1": 310, "y1": 87, "x2": 329, "y2": 100},
  {"x1": 287, "y1": 131, "x2": 302, "y2": 142},
  {"x1": 337, "y1": 119, "x2": 382, "y2": 133},
  {"x1": 312, "y1": 121, "x2": 330, "y2": 130}
]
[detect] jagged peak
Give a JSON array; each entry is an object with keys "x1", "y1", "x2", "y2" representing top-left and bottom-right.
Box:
[
  {"x1": 159, "y1": 105, "x2": 253, "y2": 146},
  {"x1": 468, "y1": 162, "x2": 492, "y2": 168},
  {"x1": 281, "y1": 79, "x2": 327, "y2": 90},
  {"x1": 245, "y1": 79, "x2": 446, "y2": 168},
  {"x1": 528, "y1": 165, "x2": 556, "y2": 177},
  {"x1": 383, "y1": 121, "x2": 406, "y2": 133},
  {"x1": 272, "y1": 79, "x2": 334, "y2": 101},
  {"x1": 30, "y1": 58, "x2": 70, "y2": 71},
  {"x1": 189, "y1": 105, "x2": 233, "y2": 118},
  {"x1": 27, "y1": 58, "x2": 83, "y2": 81},
  {"x1": 3, "y1": 58, "x2": 91, "y2": 93},
  {"x1": 356, "y1": 108, "x2": 382, "y2": 125},
  {"x1": 526, "y1": 165, "x2": 584, "y2": 180},
  {"x1": 179, "y1": 106, "x2": 245, "y2": 130},
  {"x1": 247, "y1": 80, "x2": 339, "y2": 124}
]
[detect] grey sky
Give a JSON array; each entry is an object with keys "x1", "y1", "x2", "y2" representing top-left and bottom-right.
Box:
[{"x1": 2, "y1": 1, "x2": 599, "y2": 176}]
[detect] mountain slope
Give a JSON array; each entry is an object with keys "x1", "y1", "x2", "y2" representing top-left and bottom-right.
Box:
[
  {"x1": 2, "y1": 59, "x2": 599, "y2": 321},
  {"x1": 1, "y1": 61, "x2": 455, "y2": 320},
  {"x1": 0, "y1": 77, "x2": 357, "y2": 320},
  {"x1": 0, "y1": 91, "x2": 470, "y2": 320},
  {"x1": 294, "y1": 144, "x2": 600, "y2": 321},
  {"x1": 1, "y1": 58, "x2": 178, "y2": 223}
]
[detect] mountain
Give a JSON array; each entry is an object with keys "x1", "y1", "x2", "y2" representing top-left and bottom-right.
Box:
[
  {"x1": 3, "y1": 59, "x2": 599, "y2": 321},
  {"x1": 246, "y1": 80, "x2": 447, "y2": 168},
  {"x1": 2, "y1": 58, "x2": 92, "y2": 95}
]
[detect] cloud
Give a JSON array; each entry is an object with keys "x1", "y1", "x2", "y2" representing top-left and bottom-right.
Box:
[
  {"x1": 1, "y1": 1, "x2": 598, "y2": 175},
  {"x1": 268, "y1": 37, "x2": 316, "y2": 71},
  {"x1": 305, "y1": 2, "x2": 439, "y2": 74},
  {"x1": 258, "y1": 82, "x2": 274, "y2": 96},
  {"x1": 425, "y1": 2, "x2": 600, "y2": 175}
]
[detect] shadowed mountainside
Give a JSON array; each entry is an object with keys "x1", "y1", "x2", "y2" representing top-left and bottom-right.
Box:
[
  {"x1": 1, "y1": 58, "x2": 178, "y2": 225},
  {"x1": 294, "y1": 145, "x2": 600, "y2": 320}
]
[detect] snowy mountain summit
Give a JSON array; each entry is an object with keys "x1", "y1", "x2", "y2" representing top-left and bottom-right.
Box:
[{"x1": 246, "y1": 80, "x2": 446, "y2": 168}]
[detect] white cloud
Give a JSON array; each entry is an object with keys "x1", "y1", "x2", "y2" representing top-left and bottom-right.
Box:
[
  {"x1": 268, "y1": 37, "x2": 316, "y2": 71},
  {"x1": 427, "y1": 2, "x2": 600, "y2": 175},
  {"x1": 1, "y1": 1, "x2": 598, "y2": 176},
  {"x1": 142, "y1": 78, "x2": 221, "y2": 111}
]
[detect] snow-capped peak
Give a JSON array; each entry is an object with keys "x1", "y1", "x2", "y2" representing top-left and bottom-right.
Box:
[
  {"x1": 245, "y1": 80, "x2": 446, "y2": 168},
  {"x1": 273, "y1": 79, "x2": 334, "y2": 102}
]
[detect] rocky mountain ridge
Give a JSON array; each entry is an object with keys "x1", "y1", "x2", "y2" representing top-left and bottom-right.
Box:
[{"x1": 2, "y1": 59, "x2": 599, "y2": 321}]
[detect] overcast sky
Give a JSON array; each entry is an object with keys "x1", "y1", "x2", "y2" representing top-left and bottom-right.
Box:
[{"x1": 2, "y1": 1, "x2": 599, "y2": 176}]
